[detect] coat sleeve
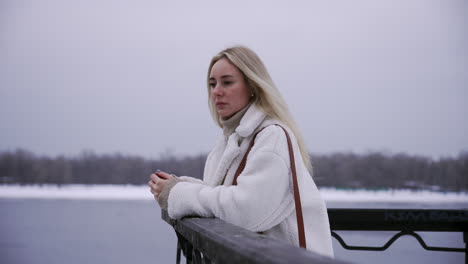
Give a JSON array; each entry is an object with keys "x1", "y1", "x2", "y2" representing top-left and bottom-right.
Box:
[
  {"x1": 178, "y1": 176, "x2": 204, "y2": 184},
  {"x1": 167, "y1": 126, "x2": 295, "y2": 232}
]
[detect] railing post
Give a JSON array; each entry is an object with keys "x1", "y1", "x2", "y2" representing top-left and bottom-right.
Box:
[
  {"x1": 176, "y1": 239, "x2": 181, "y2": 264},
  {"x1": 192, "y1": 248, "x2": 202, "y2": 264},
  {"x1": 464, "y1": 231, "x2": 467, "y2": 264},
  {"x1": 185, "y1": 241, "x2": 193, "y2": 264}
]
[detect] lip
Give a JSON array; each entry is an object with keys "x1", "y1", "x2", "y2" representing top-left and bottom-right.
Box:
[{"x1": 216, "y1": 102, "x2": 227, "y2": 106}]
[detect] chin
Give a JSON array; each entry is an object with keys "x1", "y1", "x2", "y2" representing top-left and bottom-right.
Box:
[
  {"x1": 218, "y1": 110, "x2": 231, "y2": 118},
  {"x1": 219, "y1": 112, "x2": 234, "y2": 120}
]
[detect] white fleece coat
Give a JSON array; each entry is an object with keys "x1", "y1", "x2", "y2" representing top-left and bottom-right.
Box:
[{"x1": 168, "y1": 104, "x2": 334, "y2": 258}]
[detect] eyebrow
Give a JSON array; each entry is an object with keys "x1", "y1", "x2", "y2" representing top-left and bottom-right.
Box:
[{"x1": 209, "y1": 74, "x2": 235, "y2": 81}]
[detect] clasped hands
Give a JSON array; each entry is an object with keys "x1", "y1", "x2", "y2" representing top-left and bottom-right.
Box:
[{"x1": 148, "y1": 170, "x2": 175, "y2": 200}]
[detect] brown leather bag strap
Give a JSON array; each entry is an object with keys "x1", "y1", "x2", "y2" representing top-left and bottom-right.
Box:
[
  {"x1": 232, "y1": 126, "x2": 268, "y2": 186},
  {"x1": 232, "y1": 124, "x2": 307, "y2": 249}
]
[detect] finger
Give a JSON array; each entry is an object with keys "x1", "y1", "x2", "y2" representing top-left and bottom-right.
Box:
[
  {"x1": 148, "y1": 181, "x2": 157, "y2": 193},
  {"x1": 148, "y1": 180, "x2": 154, "y2": 188},
  {"x1": 150, "y1": 174, "x2": 159, "y2": 182},
  {"x1": 156, "y1": 171, "x2": 173, "y2": 180}
]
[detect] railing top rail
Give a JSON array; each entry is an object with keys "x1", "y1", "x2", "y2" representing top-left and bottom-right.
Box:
[
  {"x1": 328, "y1": 209, "x2": 468, "y2": 231},
  {"x1": 161, "y1": 209, "x2": 349, "y2": 264}
]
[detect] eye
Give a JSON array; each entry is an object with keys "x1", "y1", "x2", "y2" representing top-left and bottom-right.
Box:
[
  {"x1": 223, "y1": 81, "x2": 233, "y2": 86},
  {"x1": 209, "y1": 82, "x2": 216, "y2": 89}
]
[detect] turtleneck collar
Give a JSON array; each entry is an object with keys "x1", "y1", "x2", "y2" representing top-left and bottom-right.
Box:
[{"x1": 220, "y1": 102, "x2": 252, "y2": 137}]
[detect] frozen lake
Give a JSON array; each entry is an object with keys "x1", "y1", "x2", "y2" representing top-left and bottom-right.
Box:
[{"x1": 1, "y1": 185, "x2": 467, "y2": 264}]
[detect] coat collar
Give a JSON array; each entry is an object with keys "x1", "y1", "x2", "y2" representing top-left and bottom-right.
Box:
[
  {"x1": 235, "y1": 103, "x2": 267, "y2": 138},
  {"x1": 203, "y1": 103, "x2": 268, "y2": 186}
]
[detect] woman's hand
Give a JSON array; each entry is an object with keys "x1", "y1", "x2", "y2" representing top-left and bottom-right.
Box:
[{"x1": 148, "y1": 170, "x2": 175, "y2": 200}]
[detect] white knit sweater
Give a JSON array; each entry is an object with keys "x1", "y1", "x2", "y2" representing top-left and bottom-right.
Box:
[{"x1": 167, "y1": 103, "x2": 334, "y2": 258}]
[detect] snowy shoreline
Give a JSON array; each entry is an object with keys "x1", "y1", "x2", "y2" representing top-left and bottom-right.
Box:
[{"x1": 0, "y1": 184, "x2": 467, "y2": 203}]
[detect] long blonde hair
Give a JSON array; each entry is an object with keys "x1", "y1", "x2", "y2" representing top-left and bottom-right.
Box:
[{"x1": 207, "y1": 45, "x2": 312, "y2": 171}]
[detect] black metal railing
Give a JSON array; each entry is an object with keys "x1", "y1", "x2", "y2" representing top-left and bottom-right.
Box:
[
  {"x1": 162, "y1": 209, "x2": 468, "y2": 264},
  {"x1": 328, "y1": 209, "x2": 468, "y2": 263},
  {"x1": 161, "y1": 209, "x2": 348, "y2": 264}
]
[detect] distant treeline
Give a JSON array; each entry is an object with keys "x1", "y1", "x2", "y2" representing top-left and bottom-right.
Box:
[
  {"x1": 311, "y1": 152, "x2": 467, "y2": 192},
  {"x1": 0, "y1": 149, "x2": 467, "y2": 192}
]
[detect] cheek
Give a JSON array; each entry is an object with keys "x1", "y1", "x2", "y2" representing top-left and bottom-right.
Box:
[
  {"x1": 240, "y1": 94, "x2": 250, "y2": 105},
  {"x1": 235, "y1": 84, "x2": 250, "y2": 102},
  {"x1": 238, "y1": 88, "x2": 250, "y2": 104}
]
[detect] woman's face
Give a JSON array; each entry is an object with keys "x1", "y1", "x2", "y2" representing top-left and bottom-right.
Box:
[{"x1": 209, "y1": 58, "x2": 251, "y2": 120}]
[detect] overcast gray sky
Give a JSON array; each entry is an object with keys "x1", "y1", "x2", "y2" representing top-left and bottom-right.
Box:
[{"x1": 1, "y1": 0, "x2": 467, "y2": 159}]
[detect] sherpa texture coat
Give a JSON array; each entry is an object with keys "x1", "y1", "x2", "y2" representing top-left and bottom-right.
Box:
[{"x1": 167, "y1": 103, "x2": 334, "y2": 258}]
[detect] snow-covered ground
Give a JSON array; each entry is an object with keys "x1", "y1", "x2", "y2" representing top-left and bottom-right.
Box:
[
  {"x1": 0, "y1": 184, "x2": 150, "y2": 200},
  {"x1": 0, "y1": 184, "x2": 467, "y2": 203},
  {"x1": 320, "y1": 188, "x2": 468, "y2": 203}
]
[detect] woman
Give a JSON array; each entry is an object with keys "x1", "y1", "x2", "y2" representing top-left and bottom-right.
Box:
[{"x1": 148, "y1": 46, "x2": 334, "y2": 258}]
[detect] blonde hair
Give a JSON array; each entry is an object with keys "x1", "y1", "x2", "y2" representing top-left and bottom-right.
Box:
[{"x1": 207, "y1": 45, "x2": 313, "y2": 171}]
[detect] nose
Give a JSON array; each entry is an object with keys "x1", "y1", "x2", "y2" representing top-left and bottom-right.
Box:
[{"x1": 212, "y1": 84, "x2": 223, "y2": 98}]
